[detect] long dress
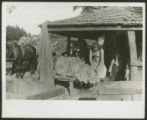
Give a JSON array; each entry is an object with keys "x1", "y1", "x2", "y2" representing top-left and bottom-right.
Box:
[{"x1": 90, "y1": 48, "x2": 107, "y2": 79}]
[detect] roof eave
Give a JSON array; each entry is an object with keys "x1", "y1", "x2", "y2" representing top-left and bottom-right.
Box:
[{"x1": 39, "y1": 23, "x2": 142, "y2": 28}]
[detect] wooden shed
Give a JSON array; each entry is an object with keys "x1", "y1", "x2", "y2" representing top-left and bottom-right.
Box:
[{"x1": 38, "y1": 6, "x2": 143, "y2": 86}]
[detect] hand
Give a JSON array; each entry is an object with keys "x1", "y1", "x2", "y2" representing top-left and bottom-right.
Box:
[{"x1": 95, "y1": 69, "x2": 99, "y2": 75}]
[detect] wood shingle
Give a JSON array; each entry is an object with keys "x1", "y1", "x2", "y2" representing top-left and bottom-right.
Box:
[{"x1": 47, "y1": 7, "x2": 142, "y2": 26}]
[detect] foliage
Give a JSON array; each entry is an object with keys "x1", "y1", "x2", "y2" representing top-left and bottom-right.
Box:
[
  {"x1": 50, "y1": 34, "x2": 67, "y2": 55},
  {"x1": 6, "y1": 25, "x2": 28, "y2": 41},
  {"x1": 17, "y1": 33, "x2": 67, "y2": 55}
]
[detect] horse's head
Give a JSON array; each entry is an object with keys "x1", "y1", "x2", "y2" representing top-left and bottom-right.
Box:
[
  {"x1": 6, "y1": 42, "x2": 18, "y2": 62},
  {"x1": 6, "y1": 42, "x2": 13, "y2": 62}
]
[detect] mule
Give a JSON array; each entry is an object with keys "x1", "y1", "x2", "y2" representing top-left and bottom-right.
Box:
[{"x1": 6, "y1": 41, "x2": 37, "y2": 78}]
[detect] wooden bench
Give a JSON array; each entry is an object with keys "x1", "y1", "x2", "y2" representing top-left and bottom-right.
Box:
[{"x1": 54, "y1": 75, "x2": 75, "y2": 95}]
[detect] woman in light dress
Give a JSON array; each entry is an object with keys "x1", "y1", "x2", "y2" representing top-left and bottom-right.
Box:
[{"x1": 89, "y1": 35, "x2": 107, "y2": 82}]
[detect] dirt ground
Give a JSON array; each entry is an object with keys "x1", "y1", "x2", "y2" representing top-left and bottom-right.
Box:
[
  {"x1": 7, "y1": 68, "x2": 113, "y2": 100},
  {"x1": 6, "y1": 71, "x2": 142, "y2": 101},
  {"x1": 6, "y1": 60, "x2": 142, "y2": 100}
]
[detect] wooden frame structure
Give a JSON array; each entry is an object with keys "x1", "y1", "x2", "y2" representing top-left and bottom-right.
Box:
[{"x1": 39, "y1": 6, "x2": 143, "y2": 85}]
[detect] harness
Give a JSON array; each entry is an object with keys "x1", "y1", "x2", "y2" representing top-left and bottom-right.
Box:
[
  {"x1": 20, "y1": 45, "x2": 25, "y2": 58},
  {"x1": 11, "y1": 43, "x2": 17, "y2": 61},
  {"x1": 12, "y1": 44, "x2": 24, "y2": 62}
]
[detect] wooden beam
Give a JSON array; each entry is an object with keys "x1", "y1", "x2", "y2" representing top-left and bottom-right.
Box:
[
  {"x1": 48, "y1": 26, "x2": 142, "y2": 32},
  {"x1": 38, "y1": 22, "x2": 142, "y2": 28},
  {"x1": 67, "y1": 36, "x2": 71, "y2": 55},
  {"x1": 127, "y1": 31, "x2": 138, "y2": 81},
  {"x1": 47, "y1": 23, "x2": 142, "y2": 26}
]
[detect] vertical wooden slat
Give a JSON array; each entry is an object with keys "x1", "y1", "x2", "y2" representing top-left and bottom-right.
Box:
[{"x1": 127, "y1": 31, "x2": 138, "y2": 81}]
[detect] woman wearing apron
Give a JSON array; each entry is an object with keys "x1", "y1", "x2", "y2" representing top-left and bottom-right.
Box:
[{"x1": 89, "y1": 35, "x2": 107, "y2": 81}]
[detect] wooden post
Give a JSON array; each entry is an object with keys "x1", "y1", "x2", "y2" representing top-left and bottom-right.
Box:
[
  {"x1": 127, "y1": 31, "x2": 138, "y2": 81},
  {"x1": 67, "y1": 36, "x2": 71, "y2": 55},
  {"x1": 38, "y1": 22, "x2": 54, "y2": 87}
]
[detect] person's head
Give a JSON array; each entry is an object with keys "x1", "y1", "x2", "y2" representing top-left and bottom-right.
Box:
[
  {"x1": 74, "y1": 47, "x2": 80, "y2": 52},
  {"x1": 97, "y1": 34, "x2": 105, "y2": 46},
  {"x1": 70, "y1": 42, "x2": 74, "y2": 48},
  {"x1": 74, "y1": 47, "x2": 80, "y2": 57},
  {"x1": 115, "y1": 52, "x2": 119, "y2": 57},
  {"x1": 91, "y1": 42, "x2": 101, "y2": 52},
  {"x1": 115, "y1": 52, "x2": 120, "y2": 58}
]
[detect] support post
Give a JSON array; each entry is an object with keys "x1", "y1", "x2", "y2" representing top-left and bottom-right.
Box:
[
  {"x1": 127, "y1": 31, "x2": 138, "y2": 81},
  {"x1": 38, "y1": 22, "x2": 54, "y2": 87},
  {"x1": 67, "y1": 36, "x2": 71, "y2": 56}
]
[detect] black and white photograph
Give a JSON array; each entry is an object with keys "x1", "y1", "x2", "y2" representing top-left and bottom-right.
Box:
[{"x1": 2, "y1": 2, "x2": 145, "y2": 118}]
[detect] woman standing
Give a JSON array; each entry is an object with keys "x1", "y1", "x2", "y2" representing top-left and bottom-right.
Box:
[{"x1": 89, "y1": 35, "x2": 107, "y2": 80}]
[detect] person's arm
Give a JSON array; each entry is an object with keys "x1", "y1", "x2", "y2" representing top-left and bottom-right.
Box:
[
  {"x1": 108, "y1": 59, "x2": 115, "y2": 76},
  {"x1": 97, "y1": 48, "x2": 104, "y2": 69},
  {"x1": 115, "y1": 55, "x2": 119, "y2": 66},
  {"x1": 100, "y1": 48, "x2": 104, "y2": 62}
]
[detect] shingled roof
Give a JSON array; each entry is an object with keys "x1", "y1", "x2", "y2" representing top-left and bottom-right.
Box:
[
  {"x1": 46, "y1": 6, "x2": 142, "y2": 26},
  {"x1": 39, "y1": 6, "x2": 143, "y2": 39}
]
